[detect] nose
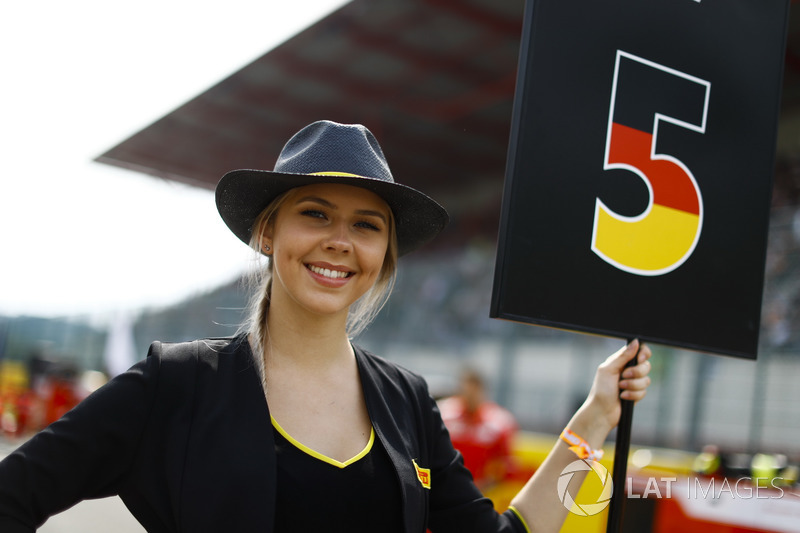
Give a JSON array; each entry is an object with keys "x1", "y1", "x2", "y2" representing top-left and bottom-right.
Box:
[{"x1": 323, "y1": 222, "x2": 352, "y2": 253}]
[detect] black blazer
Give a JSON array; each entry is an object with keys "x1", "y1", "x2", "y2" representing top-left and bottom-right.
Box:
[{"x1": 0, "y1": 336, "x2": 527, "y2": 532}]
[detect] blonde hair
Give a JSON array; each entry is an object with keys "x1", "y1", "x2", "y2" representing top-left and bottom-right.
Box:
[{"x1": 243, "y1": 188, "x2": 398, "y2": 380}]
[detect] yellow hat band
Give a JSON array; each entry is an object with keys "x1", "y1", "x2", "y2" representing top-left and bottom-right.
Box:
[{"x1": 310, "y1": 171, "x2": 367, "y2": 178}]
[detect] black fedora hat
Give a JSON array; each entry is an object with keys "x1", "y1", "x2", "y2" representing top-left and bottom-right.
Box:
[{"x1": 215, "y1": 120, "x2": 449, "y2": 256}]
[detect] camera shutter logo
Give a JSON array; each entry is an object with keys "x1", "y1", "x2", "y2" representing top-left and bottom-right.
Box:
[{"x1": 558, "y1": 460, "x2": 614, "y2": 516}]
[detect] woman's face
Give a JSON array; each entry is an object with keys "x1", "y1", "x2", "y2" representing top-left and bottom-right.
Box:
[{"x1": 263, "y1": 183, "x2": 392, "y2": 320}]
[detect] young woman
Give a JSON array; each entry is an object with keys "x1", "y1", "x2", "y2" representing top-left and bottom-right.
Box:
[{"x1": 0, "y1": 120, "x2": 651, "y2": 532}]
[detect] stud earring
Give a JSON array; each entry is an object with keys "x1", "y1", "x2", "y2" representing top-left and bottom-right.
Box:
[{"x1": 263, "y1": 244, "x2": 271, "y2": 252}]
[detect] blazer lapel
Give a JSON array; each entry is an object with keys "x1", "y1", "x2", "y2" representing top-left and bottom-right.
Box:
[
  {"x1": 355, "y1": 346, "x2": 426, "y2": 533},
  {"x1": 179, "y1": 337, "x2": 277, "y2": 532}
]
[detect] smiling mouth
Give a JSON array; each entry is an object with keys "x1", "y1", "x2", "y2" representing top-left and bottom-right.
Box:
[{"x1": 306, "y1": 264, "x2": 353, "y2": 279}]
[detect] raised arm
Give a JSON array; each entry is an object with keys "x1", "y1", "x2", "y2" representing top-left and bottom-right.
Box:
[{"x1": 509, "y1": 339, "x2": 652, "y2": 532}]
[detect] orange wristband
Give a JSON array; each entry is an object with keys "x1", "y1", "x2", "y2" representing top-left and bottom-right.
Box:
[{"x1": 560, "y1": 428, "x2": 604, "y2": 461}]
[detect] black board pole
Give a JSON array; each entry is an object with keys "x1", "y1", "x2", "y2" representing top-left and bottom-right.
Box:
[{"x1": 605, "y1": 340, "x2": 640, "y2": 532}]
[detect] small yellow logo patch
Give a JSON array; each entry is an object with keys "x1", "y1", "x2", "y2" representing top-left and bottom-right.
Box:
[{"x1": 413, "y1": 459, "x2": 431, "y2": 489}]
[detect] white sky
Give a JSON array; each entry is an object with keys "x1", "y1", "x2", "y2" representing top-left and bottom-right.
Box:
[{"x1": 0, "y1": 0, "x2": 350, "y2": 319}]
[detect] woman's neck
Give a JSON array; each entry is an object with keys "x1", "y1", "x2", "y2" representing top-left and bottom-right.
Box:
[{"x1": 263, "y1": 300, "x2": 354, "y2": 371}]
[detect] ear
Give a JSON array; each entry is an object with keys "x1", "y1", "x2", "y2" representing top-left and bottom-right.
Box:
[{"x1": 259, "y1": 226, "x2": 274, "y2": 254}]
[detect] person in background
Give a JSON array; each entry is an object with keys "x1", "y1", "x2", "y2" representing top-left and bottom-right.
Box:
[{"x1": 439, "y1": 368, "x2": 518, "y2": 491}]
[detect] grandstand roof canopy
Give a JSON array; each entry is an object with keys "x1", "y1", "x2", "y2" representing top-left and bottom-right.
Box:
[{"x1": 97, "y1": 0, "x2": 800, "y2": 248}]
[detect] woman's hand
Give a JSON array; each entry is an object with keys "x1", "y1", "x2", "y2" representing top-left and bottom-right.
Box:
[{"x1": 579, "y1": 340, "x2": 653, "y2": 437}]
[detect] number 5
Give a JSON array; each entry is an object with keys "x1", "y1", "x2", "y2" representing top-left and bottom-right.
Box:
[{"x1": 591, "y1": 50, "x2": 711, "y2": 276}]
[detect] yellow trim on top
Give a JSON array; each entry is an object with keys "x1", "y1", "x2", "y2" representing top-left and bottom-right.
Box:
[
  {"x1": 309, "y1": 171, "x2": 367, "y2": 178},
  {"x1": 271, "y1": 415, "x2": 375, "y2": 469},
  {"x1": 508, "y1": 505, "x2": 531, "y2": 533}
]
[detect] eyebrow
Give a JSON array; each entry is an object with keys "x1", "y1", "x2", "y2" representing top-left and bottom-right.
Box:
[{"x1": 295, "y1": 195, "x2": 388, "y2": 223}]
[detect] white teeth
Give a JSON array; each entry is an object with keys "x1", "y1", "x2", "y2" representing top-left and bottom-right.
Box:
[{"x1": 309, "y1": 265, "x2": 349, "y2": 279}]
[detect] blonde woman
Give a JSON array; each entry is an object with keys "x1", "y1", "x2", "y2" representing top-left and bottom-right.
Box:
[{"x1": 0, "y1": 120, "x2": 651, "y2": 532}]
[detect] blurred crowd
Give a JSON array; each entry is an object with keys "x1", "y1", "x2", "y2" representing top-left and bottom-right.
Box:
[
  {"x1": 0, "y1": 355, "x2": 106, "y2": 439},
  {"x1": 762, "y1": 153, "x2": 800, "y2": 350}
]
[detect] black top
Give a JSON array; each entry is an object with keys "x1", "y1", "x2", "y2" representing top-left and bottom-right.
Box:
[
  {"x1": 0, "y1": 336, "x2": 527, "y2": 532},
  {"x1": 273, "y1": 418, "x2": 403, "y2": 532}
]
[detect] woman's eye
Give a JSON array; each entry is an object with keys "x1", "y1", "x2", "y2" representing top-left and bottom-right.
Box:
[
  {"x1": 355, "y1": 221, "x2": 380, "y2": 231},
  {"x1": 301, "y1": 209, "x2": 326, "y2": 219}
]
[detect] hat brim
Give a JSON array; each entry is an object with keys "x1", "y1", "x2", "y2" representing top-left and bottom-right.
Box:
[{"x1": 215, "y1": 169, "x2": 449, "y2": 256}]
